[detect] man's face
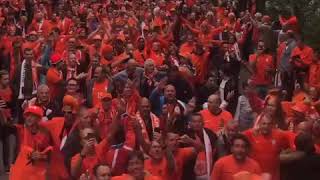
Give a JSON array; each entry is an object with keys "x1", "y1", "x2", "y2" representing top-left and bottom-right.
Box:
[
  {"x1": 265, "y1": 98, "x2": 277, "y2": 115},
  {"x1": 259, "y1": 116, "x2": 273, "y2": 135},
  {"x1": 0, "y1": 74, "x2": 9, "y2": 87},
  {"x1": 139, "y1": 100, "x2": 151, "y2": 117},
  {"x1": 144, "y1": 63, "x2": 155, "y2": 75},
  {"x1": 149, "y1": 141, "x2": 163, "y2": 160},
  {"x1": 24, "y1": 50, "x2": 34, "y2": 61},
  {"x1": 164, "y1": 86, "x2": 176, "y2": 102},
  {"x1": 127, "y1": 63, "x2": 136, "y2": 77},
  {"x1": 231, "y1": 139, "x2": 248, "y2": 161},
  {"x1": 94, "y1": 67, "x2": 103, "y2": 79},
  {"x1": 207, "y1": 95, "x2": 221, "y2": 114},
  {"x1": 66, "y1": 80, "x2": 78, "y2": 93},
  {"x1": 79, "y1": 109, "x2": 91, "y2": 129},
  {"x1": 165, "y1": 133, "x2": 179, "y2": 152},
  {"x1": 68, "y1": 38, "x2": 76, "y2": 49},
  {"x1": 63, "y1": 105, "x2": 75, "y2": 125},
  {"x1": 226, "y1": 123, "x2": 239, "y2": 138},
  {"x1": 37, "y1": 87, "x2": 49, "y2": 104},
  {"x1": 68, "y1": 54, "x2": 77, "y2": 67},
  {"x1": 137, "y1": 39, "x2": 145, "y2": 50},
  {"x1": 190, "y1": 115, "x2": 204, "y2": 132},
  {"x1": 96, "y1": 166, "x2": 111, "y2": 180},
  {"x1": 127, "y1": 157, "x2": 144, "y2": 178},
  {"x1": 25, "y1": 113, "x2": 41, "y2": 128},
  {"x1": 257, "y1": 41, "x2": 265, "y2": 54}
]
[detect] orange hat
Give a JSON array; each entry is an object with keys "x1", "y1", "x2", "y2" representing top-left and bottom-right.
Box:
[
  {"x1": 291, "y1": 101, "x2": 309, "y2": 114},
  {"x1": 51, "y1": 53, "x2": 63, "y2": 64},
  {"x1": 62, "y1": 95, "x2": 79, "y2": 113},
  {"x1": 101, "y1": 44, "x2": 113, "y2": 54},
  {"x1": 101, "y1": 92, "x2": 113, "y2": 101},
  {"x1": 24, "y1": 105, "x2": 44, "y2": 117}
]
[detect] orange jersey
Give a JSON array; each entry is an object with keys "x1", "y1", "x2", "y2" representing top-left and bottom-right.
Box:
[
  {"x1": 111, "y1": 174, "x2": 162, "y2": 180},
  {"x1": 211, "y1": 155, "x2": 261, "y2": 180},
  {"x1": 173, "y1": 147, "x2": 195, "y2": 180},
  {"x1": 291, "y1": 45, "x2": 314, "y2": 67},
  {"x1": 144, "y1": 157, "x2": 174, "y2": 180},
  {"x1": 249, "y1": 53, "x2": 274, "y2": 86},
  {"x1": 309, "y1": 62, "x2": 320, "y2": 89},
  {"x1": 92, "y1": 80, "x2": 109, "y2": 108},
  {"x1": 244, "y1": 129, "x2": 289, "y2": 180},
  {"x1": 200, "y1": 109, "x2": 233, "y2": 133}
]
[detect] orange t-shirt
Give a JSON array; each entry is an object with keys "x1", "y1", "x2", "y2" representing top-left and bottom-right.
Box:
[
  {"x1": 200, "y1": 109, "x2": 233, "y2": 133},
  {"x1": 71, "y1": 153, "x2": 99, "y2": 178},
  {"x1": 111, "y1": 174, "x2": 162, "y2": 180},
  {"x1": 244, "y1": 129, "x2": 289, "y2": 180},
  {"x1": 211, "y1": 155, "x2": 261, "y2": 180},
  {"x1": 92, "y1": 80, "x2": 109, "y2": 108},
  {"x1": 46, "y1": 67, "x2": 63, "y2": 99},
  {"x1": 133, "y1": 49, "x2": 147, "y2": 66},
  {"x1": 148, "y1": 51, "x2": 165, "y2": 67},
  {"x1": 291, "y1": 46, "x2": 314, "y2": 67},
  {"x1": 309, "y1": 62, "x2": 320, "y2": 89},
  {"x1": 173, "y1": 147, "x2": 194, "y2": 180},
  {"x1": 284, "y1": 131, "x2": 297, "y2": 150},
  {"x1": 249, "y1": 53, "x2": 274, "y2": 86},
  {"x1": 145, "y1": 157, "x2": 174, "y2": 180}
]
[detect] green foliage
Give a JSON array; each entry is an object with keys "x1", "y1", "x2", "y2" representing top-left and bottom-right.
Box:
[{"x1": 266, "y1": 0, "x2": 320, "y2": 50}]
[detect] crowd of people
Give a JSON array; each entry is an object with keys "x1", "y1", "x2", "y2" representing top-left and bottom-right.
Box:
[{"x1": 0, "y1": 0, "x2": 320, "y2": 180}]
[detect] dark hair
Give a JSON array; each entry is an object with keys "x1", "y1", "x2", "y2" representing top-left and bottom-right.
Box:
[
  {"x1": 230, "y1": 134, "x2": 251, "y2": 150},
  {"x1": 93, "y1": 164, "x2": 110, "y2": 176},
  {"x1": 127, "y1": 151, "x2": 145, "y2": 165},
  {"x1": 295, "y1": 132, "x2": 315, "y2": 154}
]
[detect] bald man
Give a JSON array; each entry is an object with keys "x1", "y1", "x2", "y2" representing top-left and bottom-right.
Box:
[
  {"x1": 200, "y1": 94, "x2": 233, "y2": 133},
  {"x1": 110, "y1": 59, "x2": 144, "y2": 93},
  {"x1": 149, "y1": 83, "x2": 186, "y2": 120},
  {"x1": 216, "y1": 120, "x2": 240, "y2": 158},
  {"x1": 138, "y1": 59, "x2": 166, "y2": 97},
  {"x1": 23, "y1": 84, "x2": 61, "y2": 121},
  {"x1": 136, "y1": 98, "x2": 160, "y2": 143}
]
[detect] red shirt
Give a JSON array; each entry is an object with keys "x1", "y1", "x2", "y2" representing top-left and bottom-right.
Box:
[
  {"x1": 145, "y1": 157, "x2": 174, "y2": 180},
  {"x1": 249, "y1": 53, "x2": 274, "y2": 86},
  {"x1": 244, "y1": 129, "x2": 289, "y2": 180},
  {"x1": 291, "y1": 45, "x2": 314, "y2": 67},
  {"x1": 211, "y1": 155, "x2": 261, "y2": 180},
  {"x1": 174, "y1": 148, "x2": 194, "y2": 180},
  {"x1": 309, "y1": 62, "x2": 320, "y2": 89},
  {"x1": 200, "y1": 109, "x2": 233, "y2": 133},
  {"x1": 92, "y1": 80, "x2": 109, "y2": 108}
]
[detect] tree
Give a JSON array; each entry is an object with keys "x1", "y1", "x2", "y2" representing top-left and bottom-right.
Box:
[{"x1": 266, "y1": 0, "x2": 320, "y2": 49}]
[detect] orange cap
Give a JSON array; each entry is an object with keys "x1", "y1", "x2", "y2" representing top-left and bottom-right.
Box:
[
  {"x1": 24, "y1": 105, "x2": 44, "y2": 117},
  {"x1": 62, "y1": 95, "x2": 79, "y2": 113}
]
